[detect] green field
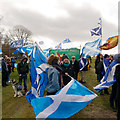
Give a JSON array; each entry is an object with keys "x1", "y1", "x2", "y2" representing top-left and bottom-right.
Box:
[{"x1": 2, "y1": 59, "x2": 117, "y2": 119}]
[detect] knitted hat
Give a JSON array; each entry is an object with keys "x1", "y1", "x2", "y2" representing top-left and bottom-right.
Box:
[{"x1": 62, "y1": 54, "x2": 69, "y2": 61}]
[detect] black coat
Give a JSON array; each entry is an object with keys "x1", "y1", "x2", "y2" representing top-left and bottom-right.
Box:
[
  {"x1": 70, "y1": 60, "x2": 79, "y2": 73},
  {"x1": 61, "y1": 63, "x2": 73, "y2": 85},
  {"x1": 17, "y1": 61, "x2": 29, "y2": 74}
]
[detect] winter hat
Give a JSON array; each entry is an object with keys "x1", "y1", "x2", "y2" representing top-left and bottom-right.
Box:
[{"x1": 62, "y1": 54, "x2": 69, "y2": 61}]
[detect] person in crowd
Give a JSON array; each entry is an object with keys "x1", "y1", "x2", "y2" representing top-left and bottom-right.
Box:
[
  {"x1": 11, "y1": 57, "x2": 16, "y2": 72},
  {"x1": 61, "y1": 54, "x2": 73, "y2": 86},
  {"x1": 109, "y1": 55, "x2": 117, "y2": 111},
  {"x1": 70, "y1": 56, "x2": 79, "y2": 80},
  {"x1": 79, "y1": 54, "x2": 88, "y2": 83},
  {"x1": 6, "y1": 57, "x2": 12, "y2": 83},
  {"x1": 2, "y1": 55, "x2": 9, "y2": 87},
  {"x1": 103, "y1": 54, "x2": 110, "y2": 94},
  {"x1": 47, "y1": 54, "x2": 62, "y2": 95},
  {"x1": 95, "y1": 54, "x2": 103, "y2": 82},
  {"x1": 17, "y1": 57, "x2": 29, "y2": 92},
  {"x1": 114, "y1": 54, "x2": 120, "y2": 120}
]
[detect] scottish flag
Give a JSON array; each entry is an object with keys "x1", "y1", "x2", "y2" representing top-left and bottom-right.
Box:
[
  {"x1": 31, "y1": 78, "x2": 97, "y2": 119},
  {"x1": 79, "y1": 58, "x2": 88, "y2": 71},
  {"x1": 10, "y1": 40, "x2": 23, "y2": 48},
  {"x1": 98, "y1": 18, "x2": 102, "y2": 25},
  {"x1": 102, "y1": 58, "x2": 110, "y2": 75},
  {"x1": 43, "y1": 48, "x2": 51, "y2": 57},
  {"x1": 82, "y1": 39, "x2": 102, "y2": 58},
  {"x1": 55, "y1": 43, "x2": 62, "y2": 49},
  {"x1": 94, "y1": 60, "x2": 120, "y2": 91},
  {"x1": 91, "y1": 27, "x2": 102, "y2": 36},
  {"x1": 63, "y1": 38, "x2": 71, "y2": 44},
  {"x1": 26, "y1": 46, "x2": 34, "y2": 56},
  {"x1": 26, "y1": 45, "x2": 49, "y2": 104},
  {"x1": 13, "y1": 47, "x2": 25, "y2": 54}
]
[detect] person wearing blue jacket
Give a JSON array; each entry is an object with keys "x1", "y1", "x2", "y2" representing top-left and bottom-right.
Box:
[{"x1": 47, "y1": 54, "x2": 62, "y2": 95}]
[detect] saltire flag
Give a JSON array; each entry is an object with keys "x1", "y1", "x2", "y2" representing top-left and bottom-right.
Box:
[
  {"x1": 26, "y1": 45, "x2": 49, "y2": 104},
  {"x1": 43, "y1": 48, "x2": 51, "y2": 57},
  {"x1": 100, "y1": 35, "x2": 118, "y2": 50},
  {"x1": 94, "y1": 60, "x2": 120, "y2": 91},
  {"x1": 82, "y1": 39, "x2": 102, "y2": 58},
  {"x1": 102, "y1": 58, "x2": 110, "y2": 75},
  {"x1": 91, "y1": 27, "x2": 102, "y2": 36},
  {"x1": 79, "y1": 58, "x2": 88, "y2": 71},
  {"x1": 31, "y1": 77, "x2": 97, "y2": 119},
  {"x1": 26, "y1": 46, "x2": 34, "y2": 56},
  {"x1": 55, "y1": 43, "x2": 62, "y2": 49},
  {"x1": 10, "y1": 40, "x2": 23, "y2": 48},
  {"x1": 63, "y1": 38, "x2": 71, "y2": 44},
  {"x1": 12, "y1": 47, "x2": 26, "y2": 54}
]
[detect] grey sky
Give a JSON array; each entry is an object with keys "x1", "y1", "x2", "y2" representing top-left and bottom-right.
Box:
[{"x1": 0, "y1": 0, "x2": 119, "y2": 53}]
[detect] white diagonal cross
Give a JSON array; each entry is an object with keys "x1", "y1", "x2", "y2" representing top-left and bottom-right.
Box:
[{"x1": 36, "y1": 79, "x2": 97, "y2": 119}]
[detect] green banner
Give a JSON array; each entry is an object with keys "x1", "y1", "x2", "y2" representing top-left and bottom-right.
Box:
[{"x1": 49, "y1": 48, "x2": 80, "y2": 60}]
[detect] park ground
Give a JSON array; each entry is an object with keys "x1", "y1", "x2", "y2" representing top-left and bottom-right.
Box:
[{"x1": 2, "y1": 59, "x2": 117, "y2": 119}]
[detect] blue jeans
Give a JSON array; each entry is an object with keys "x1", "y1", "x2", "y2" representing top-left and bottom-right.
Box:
[{"x1": 19, "y1": 74, "x2": 27, "y2": 90}]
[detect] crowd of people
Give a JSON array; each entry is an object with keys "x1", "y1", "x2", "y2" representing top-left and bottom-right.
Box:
[{"x1": 1, "y1": 53, "x2": 120, "y2": 120}]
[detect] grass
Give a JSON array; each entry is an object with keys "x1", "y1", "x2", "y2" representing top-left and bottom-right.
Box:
[{"x1": 2, "y1": 59, "x2": 116, "y2": 119}]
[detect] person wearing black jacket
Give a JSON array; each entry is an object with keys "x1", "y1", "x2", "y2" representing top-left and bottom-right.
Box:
[
  {"x1": 2, "y1": 55, "x2": 9, "y2": 87},
  {"x1": 17, "y1": 57, "x2": 29, "y2": 92},
  {"x1": 114, "y1": 54, "x2": 120, "y2": 120},
  {"x1": 61, "y1": 54, "x2": 73, "y2": 86},
  {"x1": 70, "y1": 56, "x2": 79, "y2": 80}
]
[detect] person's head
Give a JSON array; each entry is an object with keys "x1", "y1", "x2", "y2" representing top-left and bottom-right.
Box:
[
  {"x1": 62, "y1": 54, "x2": 69, "y2": 61},
  {"x1": 63, "y1": 58, "x2": 69, "y2": 64},
  {"x1": 71, "y1": 56, "x2": 76, "y2": 62},
  {"x1": 104, "y1": 54, "x2": 109, "y2": 59},
  {"x1": 114, "y1": 54, "x2": 120, "y2": 62},
  {"x1": 22, "y1": 57, "x2": 28, "y2": 63},
  {"x1": 109, "y1": 55, "x2": 113, "y2": 61},
  {"x1": 4, "y1": 55, "x2": 8, "y2": 61},
  {"x1": 48, "y1": 54, "x2": 59, "y2": 65}
]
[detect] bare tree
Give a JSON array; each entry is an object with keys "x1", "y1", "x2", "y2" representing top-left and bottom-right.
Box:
[{"x1": 7, "y1": 25, "x2": 32, "y2": 44}]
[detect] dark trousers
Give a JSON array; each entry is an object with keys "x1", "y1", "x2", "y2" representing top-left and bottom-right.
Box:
[
  {"x1": 2, "y1": 72, "x2": 8, "y2": 86},
  {"x1": 117, "y1": 84, "x2": 120, "y2": 120},
  {"x1": 19, "y1": 74, "x2": 27, "y2": 90},
  {"x1": 110, "y1": 83, "x2": 117, "y2": 108}
]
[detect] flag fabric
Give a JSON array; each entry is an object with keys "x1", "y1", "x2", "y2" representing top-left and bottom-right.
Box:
[
  {"x1": 26, "y1": 45, "x2": 49, "y2": 104},
  {"x1": 102, "y1": 58, "x2": 110, "y2": 75},
  {"x1": 43, "y1": 48, "x2": 51, "y2": 57},
  {"x1": 12, "y1": 47, "x2": 25, "y2": 54},
  {"x1": 63, "y1": 38, "x2": 71, "y2": 44},
  {"x1": 26, "y1": 46, "x2": 34, "y2": 56},
  {"x1": 10, "y1": 40, "x2": 23, "y2": 48},
  {"x1": 55, "y1": 43, "x2": 62, "y2": 49},
  {"x1": 82, "y1": 39, "x2": 102, "y2": 58},
  {"x1": 31, "y1": 78, "x2": 97, "y2": 119},
  {"x1": 94, "y1": 60, "x2": 120, "y2": 91},
  {"x1": 100, "y1": 35, "x2": 118, "y2": 50},
  {"x1": 91, "y1": 27, "x2": 102, "y2": 36},
  {"x1": 0, "y1": 49, "x2": 2, "y2": 54},
  {"x1": 79, "y1": 58, "x2": 88, "y2": 71}
]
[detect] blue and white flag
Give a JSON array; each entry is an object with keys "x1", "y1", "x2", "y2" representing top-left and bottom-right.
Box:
[
  {"x1": 10, "y1": 40, "x2": 23, "y2": 48},
  {"x1": 94, "y1": 60, "x2": 120, "y2": 91},
  {"x1": 55, "y1": 43, "x2": 62, "y2": 49},
  {"x1": 26, "y1": 45, "x2": 49, "y2": 104},
  {"x1": 91, "y1": 27, "x2": 102, "y2": 36},
  {"x1": 98, "y1": 18, "x2": 102, "y2": 25},
  {"x1": 43, "y1": 48, "x2": 51, "y2": 57},
  {"x1": 102, "y1": 58, "x2": 110, "y2": 75},
  {"x1": 79, "y1": 58, "x2": 88, "y2": 71},
  {"x1": 31, "y1": 78, "x2": 97, "y2": 119},
  {"x1": 26, "y1": 46, "x2": 34, "y2": 56},
  {"x1": 63, "y1": 38, "x2": 71, "y2": 44},
  {"x1": 82, "y1": 39, "x2": 102, "y2": 58}
]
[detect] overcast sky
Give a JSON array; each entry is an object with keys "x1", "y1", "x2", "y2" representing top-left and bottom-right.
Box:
[{"x1": 0, "y1": 0, "x2": 119, "y2": 54}]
